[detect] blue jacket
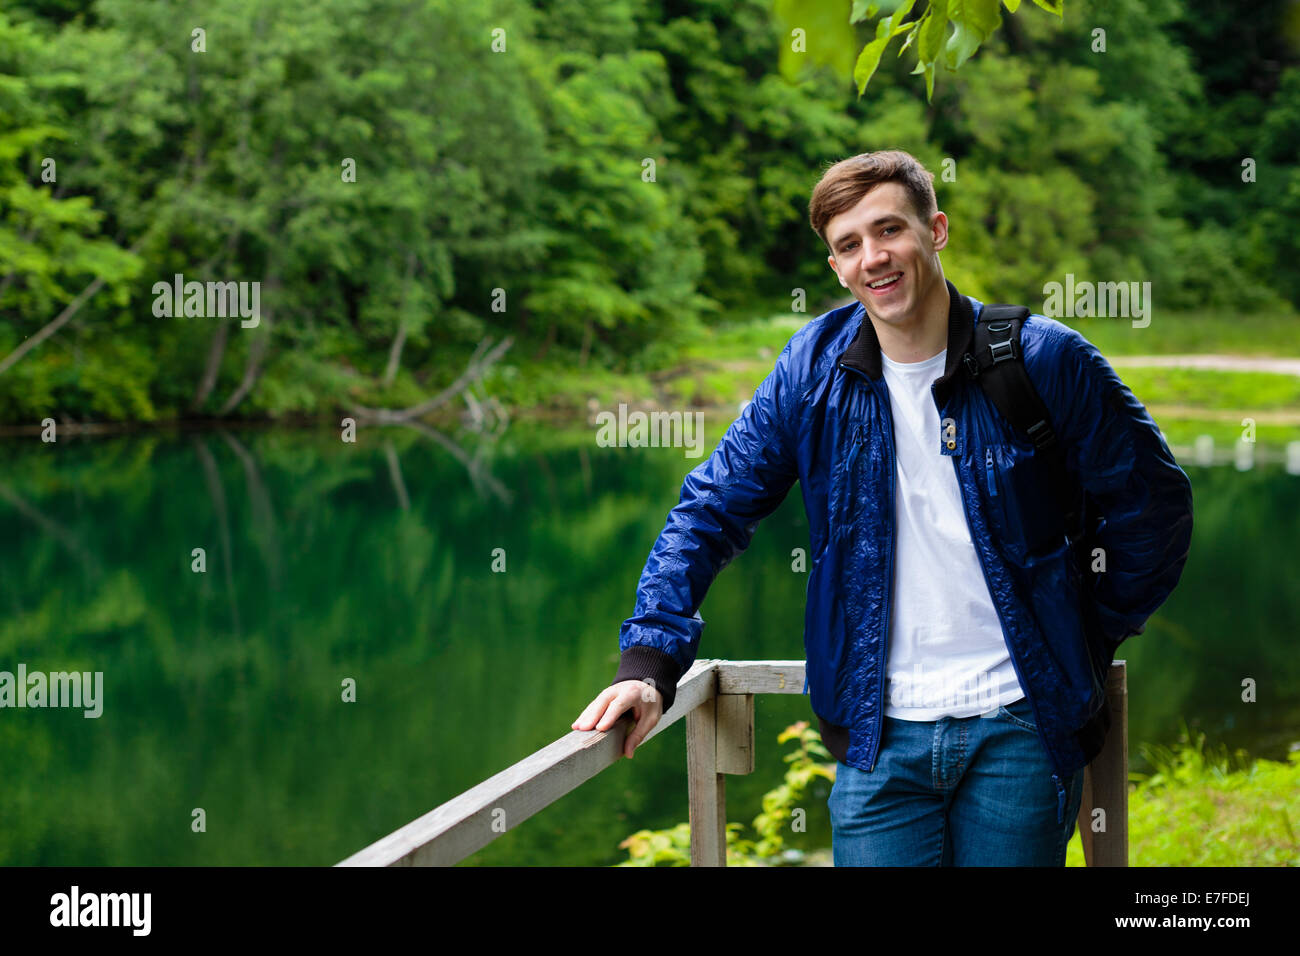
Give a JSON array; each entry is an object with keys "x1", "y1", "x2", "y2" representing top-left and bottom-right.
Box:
[{"x1": 611, "y1": 280, "x2": 1194, "y2": 823}]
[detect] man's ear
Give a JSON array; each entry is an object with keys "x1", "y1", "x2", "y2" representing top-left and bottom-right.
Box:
[
  {"x1": 930, "y1": 211, "x2": 949, "y2": 253},
  {"x1": 828, "y1": 254, "x2": 848, "y2": 288}
]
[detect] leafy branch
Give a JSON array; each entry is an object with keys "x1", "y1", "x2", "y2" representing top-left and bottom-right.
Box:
[{"x1": 851, "y1": 0, "x2": 1064, "y2": 101}]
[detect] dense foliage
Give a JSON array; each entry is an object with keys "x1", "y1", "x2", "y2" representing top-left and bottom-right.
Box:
[{"x1": 1, "y1": 0, "x2": 1297, "y2": 423}]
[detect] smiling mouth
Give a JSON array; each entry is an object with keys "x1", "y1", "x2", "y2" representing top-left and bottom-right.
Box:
[{"x1": 866, "y1": 271, "x2": 903, "y2": 294}]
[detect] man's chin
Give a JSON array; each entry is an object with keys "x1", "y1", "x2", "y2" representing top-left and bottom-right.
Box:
[{"x1": 862, "y1": 296, "x2": 911, "y2": 323}]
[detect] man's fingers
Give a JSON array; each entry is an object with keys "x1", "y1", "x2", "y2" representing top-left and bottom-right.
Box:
[
  {"x1": 624, "y1": 703, "x2": 661, "y2": 759},
  {"x1": 571, "y1": 687, "x2": 619, "y2": 730},
  {"x1": 570, "y1": 685, "x2": 661, "y2": 759},
  {"x1": 594, "y1": 692, "x2": 635, "y2": 731},
  {"x1": 571, "y1": 684, "x2": 659, "y2": 756}
]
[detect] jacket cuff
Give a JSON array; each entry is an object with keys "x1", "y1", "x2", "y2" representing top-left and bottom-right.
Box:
[{"x1": 611, "y1": 645, "x2": 682, "y2": 714}]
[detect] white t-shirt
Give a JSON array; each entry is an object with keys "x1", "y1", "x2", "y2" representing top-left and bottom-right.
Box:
[{"x1": 879, "y1": 347, "x2": 1024, "y2": 719}]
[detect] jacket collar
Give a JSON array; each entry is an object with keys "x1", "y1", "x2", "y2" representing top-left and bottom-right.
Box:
[{"x1": 836, "y1": 278, "x2": 975, "y2": 407}]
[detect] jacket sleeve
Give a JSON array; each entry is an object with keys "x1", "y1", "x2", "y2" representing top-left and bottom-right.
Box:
[
  {"x1": 609, "y1": 340, "x2": 802, "y2": 713},
  {"x1": 1052, "y1": 327, "x2": 1194, "y2": 655}
]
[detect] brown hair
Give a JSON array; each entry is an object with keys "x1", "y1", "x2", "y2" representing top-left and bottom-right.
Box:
[{"x1": 808, "y1": 150, "x2": 937, "y2": 251}]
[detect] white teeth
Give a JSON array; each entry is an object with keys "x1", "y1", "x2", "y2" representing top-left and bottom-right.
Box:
[{"x1": 869, "y1": 273, "x2": 902, "y2": 288}]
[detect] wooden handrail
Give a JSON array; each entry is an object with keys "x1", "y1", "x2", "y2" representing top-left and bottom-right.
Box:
[{"x1": 337, "y1": 659, "x2": 1128, "y2": 867}]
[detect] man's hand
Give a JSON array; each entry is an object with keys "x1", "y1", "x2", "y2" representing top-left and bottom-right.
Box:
[{"x1": 571, "y1": 680, "x2": 663, "y2": 759}]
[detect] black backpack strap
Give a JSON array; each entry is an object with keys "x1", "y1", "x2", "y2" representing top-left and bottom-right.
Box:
[{"x1": 963, "y1": 305, "x2": 1085, "y2": 543}]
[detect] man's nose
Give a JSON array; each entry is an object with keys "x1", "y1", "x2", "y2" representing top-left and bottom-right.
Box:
[{"x1": 861, "y1": 243, "x2": 890, "y2": 271}]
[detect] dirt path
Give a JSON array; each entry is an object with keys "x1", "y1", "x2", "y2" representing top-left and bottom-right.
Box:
[{"x1": 1146, "y1": 405, "x2": 1300, "y2": 425}]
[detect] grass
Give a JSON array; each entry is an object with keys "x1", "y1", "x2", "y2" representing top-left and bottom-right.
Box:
[
  {"x1": 1124, "y1": 366, "x2": 1300, "y2": 449},
  {"x1": 1121, "y1": 367, "x2": 1300, "y2": 413},
  {"x1": 1065, "y1": 727, "x2": 1300, "y2": 867},
  {"x1": 1070, "y1": 309, "x2": 1300, "y2": 357},
  {"x1": 1154, "y1": 418, "x2": 1299, "y2": 450}
]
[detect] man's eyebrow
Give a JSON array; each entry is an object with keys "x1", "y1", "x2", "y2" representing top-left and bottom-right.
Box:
[{"x1": 831, "y1": 215, "x2": 903, "y2": 249}]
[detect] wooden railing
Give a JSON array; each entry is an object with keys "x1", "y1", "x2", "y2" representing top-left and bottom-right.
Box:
[{"x1": 337, "y1": 659, "x2": 1128, "y2": 867}]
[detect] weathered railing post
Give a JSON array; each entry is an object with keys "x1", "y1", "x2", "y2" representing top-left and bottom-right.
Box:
[
  {"x1": 686, "y1": 667, "x2": 725, "y2": 866},
  {"x1": 1078, "y1": 660, "x2": 1128, "y2": 866},
  {"x1": 716, "y1": 693, "x2": 755, "y2": 775},
  {"x1": 686, "y1": 662, "x2": 787, "y2": 866}
]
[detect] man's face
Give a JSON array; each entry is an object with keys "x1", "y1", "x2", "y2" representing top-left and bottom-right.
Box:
[{"x1": 825, "y1": 181, "x2": 948, "y2": 328}]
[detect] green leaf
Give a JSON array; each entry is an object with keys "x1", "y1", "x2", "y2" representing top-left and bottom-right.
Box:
[
  {"x1": 854, "y1": 33, "x2": 893, "y2": 92},
  {"x1": 898, "y1": 20, "x2": 921, "y2": 56},
  {"x1": 776, "y1": 0, "x2": 860, "y2": 83},
  {"x1": 854, "y1": 0, "x2": 920, "y2": 94},
  {"x1": 917, "y1": 0, "x2": 950, "y2": 66},
  {"x1": 945, "y1": 0, "x2": 1003, "y2": 71},
  {"x1": 1031, "y1": 0, "x2": 1063, "y2": 13},
  {"x1": 850, "y1": 0, "x2": 880, "y2": 23},
  {"x1": 891, "y1": 0, "x2": 920, "y2": 26},
  {"x1": 1002, "y1": 0, "x2": 1021, "y2": 11}
]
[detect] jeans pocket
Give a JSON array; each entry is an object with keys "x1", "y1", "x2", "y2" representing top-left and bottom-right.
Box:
[{"x1": 995, "y1": 697, "x2": 1039, "y2": 734}]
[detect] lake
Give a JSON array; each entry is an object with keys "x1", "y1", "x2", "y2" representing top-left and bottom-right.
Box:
[{"x1": 1, "y1": 417, "x2": 1296, "y2": 865}]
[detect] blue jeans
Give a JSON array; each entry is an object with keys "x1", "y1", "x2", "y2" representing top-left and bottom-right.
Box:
[{"x1": 828, "y1": 696, "x2": 1085, "y2": 866}]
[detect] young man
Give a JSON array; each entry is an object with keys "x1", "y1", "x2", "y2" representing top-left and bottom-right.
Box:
[{"x1": 572, "y1": 150, "x2": 1194, "y2": 866}]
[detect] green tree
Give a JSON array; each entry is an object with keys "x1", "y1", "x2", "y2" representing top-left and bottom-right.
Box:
[{"x1": 0, "y1": 10, "x2": 141, "y2": 420}]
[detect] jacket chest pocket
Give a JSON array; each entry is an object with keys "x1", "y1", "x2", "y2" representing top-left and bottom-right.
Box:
[{"x1": 980, "y1": 441, "x2": 1068, "y2": 562}]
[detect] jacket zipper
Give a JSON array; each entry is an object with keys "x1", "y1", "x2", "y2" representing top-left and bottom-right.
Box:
[
  {"x1": 872, "y1": 394, "x2": 896, "y2": 773},
  {"x1": 806, "y1": 419, "x2": 866, "y2": 698},
  {"x1": 953, "y1": 449, "x2": 1067, "y2": 822},
  {"x1": 835, "y1": 363, "x2": 895, "y2": 766},
  {"x1": 985, "y1": 447, "x2": 999, "y2": 497}
]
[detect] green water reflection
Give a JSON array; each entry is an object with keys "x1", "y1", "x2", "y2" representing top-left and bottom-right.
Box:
[{"x1": 0, "y1": 421, "x2": 1295, "y2": 865}]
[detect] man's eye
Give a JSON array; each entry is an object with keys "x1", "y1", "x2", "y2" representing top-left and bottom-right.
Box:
[
  {"x1": 843, "y1": 241, "x2": 858, "y2": 251},
  {"x1": 883, "y1": 226, "x2": 899, "y2": 236}
]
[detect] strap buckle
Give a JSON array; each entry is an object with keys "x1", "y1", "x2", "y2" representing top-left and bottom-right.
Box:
[
  {"x1": 1026, "y1": 419, "x2": 1056, "y2": 451},
  {"x1": 988, "y1": 338, "x2": 1017, "y2": 364}
]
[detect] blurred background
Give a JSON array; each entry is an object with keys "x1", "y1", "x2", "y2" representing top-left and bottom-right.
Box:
[{"x1": 1, "y1": 0, "x2": 1297, "y2": 866}]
